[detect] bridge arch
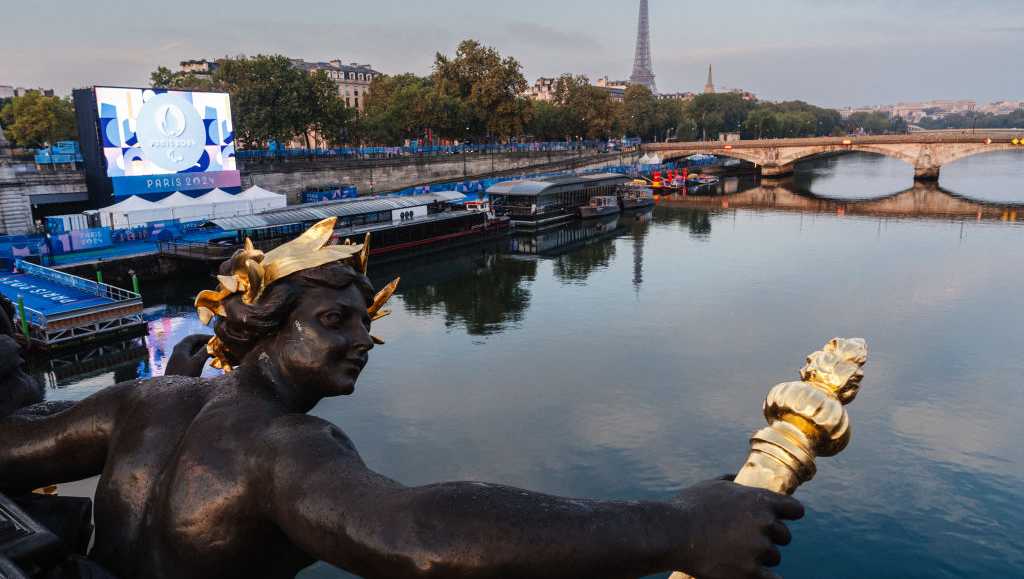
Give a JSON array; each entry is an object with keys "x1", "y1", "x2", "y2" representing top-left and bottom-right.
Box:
[{"x1": 648, "y1": 136, "x2": 1021, "y2": 180}]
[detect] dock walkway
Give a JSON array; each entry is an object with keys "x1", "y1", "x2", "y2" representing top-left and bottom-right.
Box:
[{"x1": 0, "y1": 260, "x2": 144, "y2": 348}]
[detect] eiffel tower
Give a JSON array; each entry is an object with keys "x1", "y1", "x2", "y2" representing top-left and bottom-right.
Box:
[{"x1": 629, "y1": 0, "x2": 657, "y2": 93}]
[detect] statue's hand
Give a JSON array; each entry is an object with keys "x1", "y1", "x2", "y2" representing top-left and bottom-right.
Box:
[
  {"x1": 672, "y1": 478, "x2": 803, "y2": 579},
  {"x1": 165, "y1": 334, "x2": 213, "y2": 377}
]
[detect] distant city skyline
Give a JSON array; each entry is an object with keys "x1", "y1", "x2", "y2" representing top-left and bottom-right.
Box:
[{"x1": 2, "y1": 0, "x2": 1022, "y2": 107}]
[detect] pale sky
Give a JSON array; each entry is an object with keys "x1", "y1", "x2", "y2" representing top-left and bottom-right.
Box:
[{"x1": 3, "y1": 0, "x2": 1022, "y2": 107}]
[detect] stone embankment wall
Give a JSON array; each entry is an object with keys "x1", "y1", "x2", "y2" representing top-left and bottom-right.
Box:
[
  {"x1": 0, "y1": 150, "x2": 639, "y2": 234},
  {"x1": 241, "y1": 149, "x2": 639, "y2": 202},
  {"x1": 0, "y1": 161, "x2": 87, "y2": 234}
]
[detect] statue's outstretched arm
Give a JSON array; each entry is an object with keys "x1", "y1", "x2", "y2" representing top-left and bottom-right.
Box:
[
  {"x1": 0, "y1": 383, "x2": 129, "y2": 493},
  {"x1": 261, "y1": 417, "x2": 801, "y2": 579}
]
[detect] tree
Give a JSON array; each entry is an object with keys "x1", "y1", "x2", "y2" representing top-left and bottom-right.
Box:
[
  {"x1": 356, "y1": 73, "x2": 472, "y2": 145},
  {"x1": 845, "y1": 111, "x2": 897, "y2": 135},
  {"x1": 679, "y1": 93, "x2": 757, "y2": 141},
  {"x1": 526, "y1": 101, "x2": 573, "y2": 141},
  {"x1": 305, "y1": 70, "x2": 355, "y2": 148},
  {"x1": 150, "y1": 66, "x2": 219, "y2": 91},
  {"x1": 548, "y1": 75, "x2": 618, "y2": 140},
  {"x1": 213, "y1": 55, "x2": 325, "y2": 149},
  {"x1": 149, "y1": 56, "x2": 353, "y2": 149},
  {"x1": 0, "y1": 92, "x2": 77, "y2": 148},
  {"x1": 433, "y1": 40, "x2": 530, "y2": 140},
  {"x1": 618, "y1": 86, "x2": 683, "y2": 141}
]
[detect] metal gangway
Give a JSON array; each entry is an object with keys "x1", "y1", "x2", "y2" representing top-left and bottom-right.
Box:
[{"x1": 0, "y1": 259, "x2": 145, "y2": 348}]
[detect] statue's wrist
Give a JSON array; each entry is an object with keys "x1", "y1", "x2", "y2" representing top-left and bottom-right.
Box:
[{"x1": 661, "y1": 500, "x2": 700, "y2": 572}]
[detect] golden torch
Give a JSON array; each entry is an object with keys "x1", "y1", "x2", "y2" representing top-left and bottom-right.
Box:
[{"x1": 671, "y1": 337, "x2": 869, "y2": 579}]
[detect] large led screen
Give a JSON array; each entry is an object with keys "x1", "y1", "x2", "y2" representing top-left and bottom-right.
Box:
[{"x1": 95, "y1": 87, "x2": 240, "y2": 196}]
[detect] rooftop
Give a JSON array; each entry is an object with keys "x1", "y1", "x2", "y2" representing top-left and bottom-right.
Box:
[
  {"x1": 292, "y1": 59, "x2": 380, "y2": 75},
  {"x1": 209, "y1": 192, "x2": 463, "y2": 230},
  {"x1": 486, "y1": 173, "x2": 630, "y2": 197}
]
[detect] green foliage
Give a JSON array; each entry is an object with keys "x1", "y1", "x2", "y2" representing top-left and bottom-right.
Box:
[
  {"x1": 620, "y1": 85, "x2": 681, "y2": 142},
  {"x1": 149, "y1": 66, "x2": 219, "y2": 91},
  {"x1": 550, "y1": 75, "x2": 619, "y2": 139},
  {"x1": 0, "y1": 92, "x2": 77, "y2": 148},
  {"x1": 306, "y1": 70, "x2": 356, "y2": 147},
  {"x1": 844, "y1": 111, "x2": 903, "y2": 135},
  {"x1": 649, "y1": 95, "x2": 845, "y2": 141},
  {"x1": 432, "y1": 40, "x2": 530, "y2": 139},
  {"x1": 743, "y1": 101, "x2": 842, "y2": 138},
  {"x1": 678, "y1": 93, "x2": 757, "y2": 140},
  {"x1": 360, "y1": 74, "x2": 451, "y2": 143},
  {"x1": 525, "y1": 101, "x2": 573, "y2": 141},
  {"x1": 916, "y1": 109, "x2": 1024, "y2": 130},
  {"x1": 150, "y1": 56, "x2": 351, "y2": 149},
  {"x1": 213, "y1": 55, "x2": 319, "y2": 148}
]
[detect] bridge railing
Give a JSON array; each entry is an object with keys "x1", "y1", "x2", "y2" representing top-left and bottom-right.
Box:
[
  {"x1": 645, "y1": 132, "x2": 1024, "y2": 149},
  {"x1": 15, "y1": 259, "x2": 141, "y2": 302}
]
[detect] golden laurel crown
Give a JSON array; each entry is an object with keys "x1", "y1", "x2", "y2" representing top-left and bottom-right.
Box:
[{"x1": 194, "y1": 217, "x2": 400, "y2": 371}]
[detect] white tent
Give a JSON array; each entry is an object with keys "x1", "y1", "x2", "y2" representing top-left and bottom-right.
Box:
[
  {"x1": 238, "y1": 186, "x2": 287, "y2": 213},
  {"x1": 156, "y1": 192, "x2": 216, "y2": 223},
  {"x1": 98, "y1": 196, "x2": 174, "y2": 229},
  {"x1": 197, "y1": 188, "x2": 252, "y2": 218}
]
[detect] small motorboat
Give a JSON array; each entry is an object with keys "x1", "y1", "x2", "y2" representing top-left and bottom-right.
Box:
[
  {"x1": 619, "y1": 184, "x2": 655, "y2": 210},
  {"x1": 686, "y1": 174, "x2": 720, "y2": 187},
  {"x1": 578, "y1": 195, "x2": 622, "y2": 219}
]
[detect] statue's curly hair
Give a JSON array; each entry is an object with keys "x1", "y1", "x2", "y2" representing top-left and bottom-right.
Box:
[{"x1": 212, "y1": 260, "x2": 374, "y2": 367}]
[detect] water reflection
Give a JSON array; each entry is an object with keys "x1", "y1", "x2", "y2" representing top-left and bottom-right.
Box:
[
  {"x1": 654, "y1": 206, "x2": 716, "y2": 239},
  {"x1": 390, "y1": 246, "x2": 536, "y2": 337},
  {"x1": 35, "y1": 153, "x2": 1024, "y2": 579},
  {"x1": 793, "y1": 151, "x2": 914, "y2": 199},
  {"x1": 660, "y1": 178, "x2": 1024, "y2": 222},
  {"x1": 940, "y1": 149, "x2": 1024, "y2": 204}
]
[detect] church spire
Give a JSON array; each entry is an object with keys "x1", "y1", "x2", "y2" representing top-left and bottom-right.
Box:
[{"x1": 704, "y1": 65, "x2": 715, "y2": 94}]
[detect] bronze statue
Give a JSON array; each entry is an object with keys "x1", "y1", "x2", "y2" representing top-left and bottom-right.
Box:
[
  {"x1": 0, "y1": 218, "x2": 802, "y2": 579},
  {"x1": 0, "y1": 294, "x2": 43, "y2": 419}
]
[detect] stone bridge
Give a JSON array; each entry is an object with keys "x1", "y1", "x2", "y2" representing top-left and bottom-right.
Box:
[
  {"x1": 657, "y1": 179, "x2": 1023, "y2": 222},
  {"x1": 646, "y1": 133, "x2": 1023, "y2": 180}
]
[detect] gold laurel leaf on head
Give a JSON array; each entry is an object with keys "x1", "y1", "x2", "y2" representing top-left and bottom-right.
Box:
[
  {"x1": 371, "y1": 335, "x2": 386, "y2": 345},
  {"x1": 369, "y1": 277, "x2": 400, "y2": 318},
  {"x1": 195, "y1": 288, "x2": 231, "y2": 321},
  {"x1": 197, "y1": 306, "x2": 215, "y2": 326},
  {"x1": 217, "y1": 275, "x2": 239, "y2": 293},
  {"x1": 358, "y1": 233, "x2": 371, "y2": 274},
  {"x1": 206, "y1": 336, "x2": 234, "y2": 372}
]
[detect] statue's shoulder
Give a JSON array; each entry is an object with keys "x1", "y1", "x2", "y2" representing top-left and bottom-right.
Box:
[
  {"x1": 258, "y1": 414, "x2": 360, "y2": 458},
  {"x1": 101, "y1": 375, "x2": 217, "y2": 415}
]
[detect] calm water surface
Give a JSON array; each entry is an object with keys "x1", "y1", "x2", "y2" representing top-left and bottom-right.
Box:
[{"x1": 42, "y1": 152, "x2": 1024, "y2": 578}]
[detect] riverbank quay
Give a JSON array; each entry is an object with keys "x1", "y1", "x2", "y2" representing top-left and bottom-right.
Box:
[
  {"x1": 0, "y1": 144, "x2": 638, "y2": 236},
  {"x1": 3, "y1": 155, "x2": 663, "y2": 283},
  {"x1": 241, "y1": 148, "x2": 639, "y2": 202}
]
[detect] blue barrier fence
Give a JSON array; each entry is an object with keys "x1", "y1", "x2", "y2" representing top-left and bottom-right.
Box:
[
  {"x1": 2, "y1": 152, "x2": 709, "y2": 266},
  {"x1": 389, "y1": 160, "x2": 688, "y2": 199},
  {"x1": 238, "y1": 139, "x2": 642, "y2": 161},
  {"x1": 35, "y1": 141, "x2": 84, "y2": 165}
]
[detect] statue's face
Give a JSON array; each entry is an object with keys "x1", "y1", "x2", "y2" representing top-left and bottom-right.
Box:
[{"x1": 271, "y1": 284, "x2": 373, "y2": 397}]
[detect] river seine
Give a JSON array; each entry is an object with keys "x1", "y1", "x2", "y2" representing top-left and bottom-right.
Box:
[{"x1": 43, "y1": 151, "x2": 1024, "y2": 578}]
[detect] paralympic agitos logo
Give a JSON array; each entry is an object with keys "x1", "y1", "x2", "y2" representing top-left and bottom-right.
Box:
[{"x1": 137, "y1": 93, "x2": 206, "y2": 173}]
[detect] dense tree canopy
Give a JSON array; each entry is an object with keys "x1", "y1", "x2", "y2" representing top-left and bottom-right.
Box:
[
  {"x1": 433, "y1": 40, "x2": 531, "y2": 139},
  {"x1": 150, "y1": 55, "x2": 351, "y2": 148},
  {"x1": 143, "y1": 40, "x2": 887, "y2": 149},
  {"x1": 843, "y1": 111, "x2": 907, "y2": 135},
  {"x1": 916, "y1": 109, "x2": 1024, "y2": 130},
  {"x1": 0, "y1": 92, "x2": 77, "y2": 148}
]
